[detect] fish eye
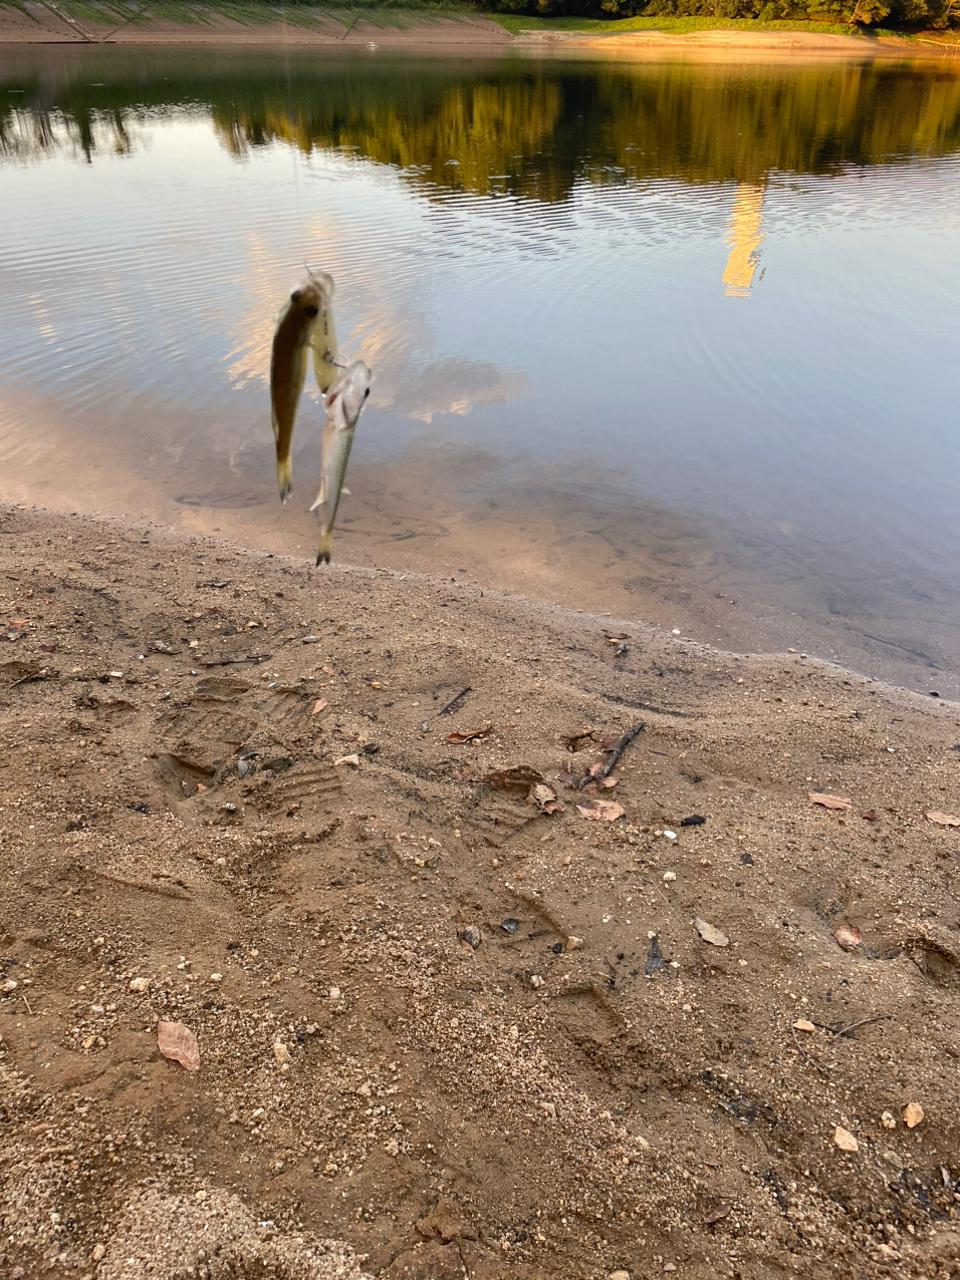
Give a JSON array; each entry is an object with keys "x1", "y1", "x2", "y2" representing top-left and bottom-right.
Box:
[
  {"x1": 291, "y1": 289, "x2": 302, "y2": 302},
  {"x1": 304, "y1": 305, "x2": 319, "y2": 318}
]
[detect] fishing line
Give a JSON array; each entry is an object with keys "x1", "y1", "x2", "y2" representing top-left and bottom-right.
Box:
[{"x1": 281, "y1": 22, "x2": 306, "y2": 269}]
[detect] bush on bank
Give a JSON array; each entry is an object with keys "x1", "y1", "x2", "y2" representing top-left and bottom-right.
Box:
[{"x1": 487, "y1": 0, "x2": 959, "y2": 30}]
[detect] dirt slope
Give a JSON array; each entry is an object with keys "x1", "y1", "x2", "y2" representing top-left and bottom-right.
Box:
[{"x1": 3, "y1": 504, "x2": 960, "y2": 1280}]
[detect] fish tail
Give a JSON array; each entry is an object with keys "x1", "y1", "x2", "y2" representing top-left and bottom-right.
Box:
[
  {"x1": 316, "y1": 531, "x2": 334, "y2": 566},
  {"x1": 277, "y1": 457, "x2": 293, "y2": 504}
]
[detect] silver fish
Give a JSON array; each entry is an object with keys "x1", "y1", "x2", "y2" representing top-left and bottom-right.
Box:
[
  {"x1": 269, "y1": 271, "x2": 336, "y2": 503},
  {"x1": 310, "y1": 361, "x2": 371, "y2": 565}
]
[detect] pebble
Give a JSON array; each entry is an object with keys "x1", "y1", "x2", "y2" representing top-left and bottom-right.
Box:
[
  {"x1": 566, "y1": 935, "x2": 583, "y2": 951},
  {"x1": 329, "y1": 986, "x2": 341, "y2": 1000},
  {"x1": 662, "y1": 871, "x2": 677, "y2": 882},
  {"x1": 609, "y1": 1272, "x2": 631, "y2": 1280},
  {"x1": 128, "y1": 977, "x2": 150, "y2": 993},
  {"x1": 663, "y1": 830, "x2": 677, "y2": 842},
  {"x1": 530, "y1": 974, "x2": 545, "y2": 989},
  {"x1": 92, "y1": 1245, "x2": 106, "y2": 1263},
  {"x1": 500, "y1": 918, "x2": 520, "y2": 935},
  {"x1": 881, "y1": 1110, "x2": 897, "y2": 1129},
  {"x1": 463, "y1": 926, "x2": 482, "y2": 950},
  {"x1": 1, "y1": 979, "x2": 18, "y2": 993}
]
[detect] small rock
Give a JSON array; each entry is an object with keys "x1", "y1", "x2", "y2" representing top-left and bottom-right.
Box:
[
  {"x1": 128, "y1": 977, "x2": 150, "y2": 993},
  {"x1": 500, "y1": 918, "x2": 520, "y2": 935},
  {"x1": 609, "y1": 1271, "x2": 631, "y2": 1280},
  {"x1": 273, "y1": 1041, "x2": 292, "y2": 1065},
  {"x1": 664, "y1": 1267, "x2": 677, "y2": 1275},
  {"x1": 92, "y1": 1243, "x2": 106, "y2": 1262},
  {"x1": 834, "y1": 924, "x2": 862, "y2": 951},
  {"x1": 663, "y1": 830, "x2": 677, "y2": 841},
  {"x1": 1, "y1": 979, "x2": 18, "y2": 993},
  {"x1": 384, "y1": 1138, "x2": 400, "y2": 1157},
  {"x1": 881, "y1": 1110, "x2": 896, "y2": 1129},
  {"x1": 680, "y1": 814, "x2": 707, "y2": 826},
  {"x1": 694, "y1": 918, "x2": 729, "y2": 947},
  {"x1": 462, "y1": 926, "x2": 481, "y2": 950},
  {"x1": 662, "y1": 870, "x2": 677, "y2": 882},
  {"x1": 566, "y1": 935, "x2": 583, "y2": 951},
  {"x1": 793, "y1": 1019, "x2": 816, "y2": 1033},
  {"x1": 530, "y1": 974, "x2": 545, "y2": 989},
  {"x1": 903, "y1": 1102, "x2": 924, "y2": 1128},
  {"x1": 329, "y1": 986, "x2": 341, "y2": 1000},
  {"x1": 834, "y1": 1125, "x2": 859, "y2": 1153},
  {"x1": 209, "y1": 973, "x2": 223, "y2": 983},
  {"x1": 333, "y1": 753, "x2": 360, "y2": 768}
]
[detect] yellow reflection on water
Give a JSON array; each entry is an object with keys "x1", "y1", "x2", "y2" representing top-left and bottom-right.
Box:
[{"x1": 722, "y1": 183, "x2": 765, "y2": 299}]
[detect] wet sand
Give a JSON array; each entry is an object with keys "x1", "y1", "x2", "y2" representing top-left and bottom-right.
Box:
[{"x1": 3, "y1": 501, "x2": 960, "y2": 1279}]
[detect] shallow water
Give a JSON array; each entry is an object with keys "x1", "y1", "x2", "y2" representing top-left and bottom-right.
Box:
[{"x1": 2, "y1": 44, "x2": 960, "y2": 691}]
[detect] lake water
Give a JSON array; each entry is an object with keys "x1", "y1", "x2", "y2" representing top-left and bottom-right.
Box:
[{"x1": 2, "y1": 43, "x2": 960, "y2": 692}]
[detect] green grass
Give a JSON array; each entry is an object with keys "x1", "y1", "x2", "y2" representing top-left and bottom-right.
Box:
[{"x1": 490, "y1": 13, "x2": 869, "y2": 34}]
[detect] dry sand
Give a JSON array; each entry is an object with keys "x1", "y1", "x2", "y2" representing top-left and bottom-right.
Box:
[{"x1": 3, "y1": 502, "x2": 960, "y2": 1278}]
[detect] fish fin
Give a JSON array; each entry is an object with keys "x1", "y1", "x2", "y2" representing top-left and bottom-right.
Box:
[
  {"x1": 341, "y1": 487, "x2": 351, "y2": 496},
  {"x1": 316, "y1": 531, "x2": 334, "y2": 565},
  {"x1": 309, "y1": 477, "x2": 326, "y2": 513},
  {"x1": 277, "y1": 458, "x2": 293, "y2": 504}
]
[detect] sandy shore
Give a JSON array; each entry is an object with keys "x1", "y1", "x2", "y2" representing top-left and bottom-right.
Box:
[{"x1": 2, "y1": 502, "x2": 960, "y2": 1279}]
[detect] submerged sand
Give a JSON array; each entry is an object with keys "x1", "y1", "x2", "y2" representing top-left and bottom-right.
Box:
[{"x1": 2, "y1": 502, "x2": 960, "y2": 1279}]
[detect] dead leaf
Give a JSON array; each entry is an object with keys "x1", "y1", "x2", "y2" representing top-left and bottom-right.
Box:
[
  {"x1": 793, "y1": 1019, "x2": 816, "y2": 1033},
  {"x1": 694, "y1": 918, "x2": 729, "y2": 947},
  {"x1": 311, "y1": 698, "x2": 328, "y2": 715},
  {"x1": 860, "y1": 809, "x2": 877, "y2": 822},
  {"x1": 834, "y1": 925, "x2": 862, "y2": 951},
  {"x1": 530, "y1": 783, "x2": 564, "y2": 815},
  {"x1": 833, "y1": 1126, "x2": 858, "y2": 1153},
  {"x1": 903, "y1": 1102, "x2": 924, "y2": 1128},
  {"x1": 576, "y1": 800, "x2": 625, "y2": 822},
  {"x1": 599, "y1": 777, "x2": 619, "y2": 789},
  {"x1": 926, "y1": 812, "x2": 960, "y2": 827},
  {"x1": 600, "y1": 733, "x2": 622, "y2": 751},
  {"x1": 9, "y1": 620, "x2": 26, "y2": 628},
  {"x1": 809, "y1": 792, "x2": 852, "y2": 811},
  {"x1": 157, "y1": 1020, "x2": 200, "y2": 1072},
  {"x1": 447, "y1": 726, "x2": 493, "y2": 744},
  {"x1": 703, "y1": 1204, "x2": 732, "y2": 1225},
  {"x1": 602, "y1": 631, "x2": 630, "y2": 642}
]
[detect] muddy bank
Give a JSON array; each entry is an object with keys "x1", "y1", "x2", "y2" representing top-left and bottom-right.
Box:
[{"x1": 3, "y1": 503, "x2": 960, "y2": 1278}]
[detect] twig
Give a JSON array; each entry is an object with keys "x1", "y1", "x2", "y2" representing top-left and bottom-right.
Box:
[
  {"x1": 577, "y1": 722, "x2": 644, "y2": 789},
  {"x1": 20, "y1": 993, "x2": 34, "y2": 1015},
  {"x1": 199, "y1": 654, "x2": 270, "y2": 667},
  {"x1": 791, "y1": 1026, "x2": 830, "y2": 1076},
  {"x1": 437, "y1": 686, "x2": 471, "y2": 717},
  {"x1": 822, "y1": 1014, "x2": 887, "y2": 1038}
]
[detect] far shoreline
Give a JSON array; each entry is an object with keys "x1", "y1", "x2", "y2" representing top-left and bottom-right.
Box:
[{"x1": 0, "y1": 3, "x2": 958, "y2": 58}]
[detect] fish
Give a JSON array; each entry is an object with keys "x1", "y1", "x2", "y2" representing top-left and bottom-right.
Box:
[
  {"x1": 308, "y1": 269, "x2": 339, "y2": 395},
  {"x1": 269, "y1": 271, "x2": 336, "y2": 503},
  {"x1": 310, "y1": 360, "x2": 372, "y2": 566}
]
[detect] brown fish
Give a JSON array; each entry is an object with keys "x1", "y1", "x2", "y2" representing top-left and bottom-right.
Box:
[{"x1": 269, "y1": 271, "x2": 335, "y2": 502}]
